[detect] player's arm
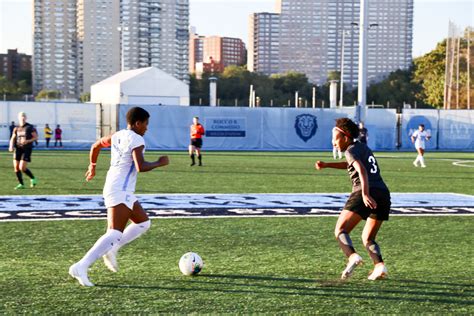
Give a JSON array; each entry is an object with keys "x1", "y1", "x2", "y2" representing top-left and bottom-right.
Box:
[
  {"x1": 132, "y1": 146, "x2": 169, "y2": 173},
  {"x1": 8, "y1": 128, "x2": 17, "y2": 152},
  {"x1": 315, "y1": 161, "x2": 348, "y2": 170},
  {"x1": 352, "y1": 160, "x2": 377, "y2": 209},
  {"x1": 85, "y1": 135, "x2": 112, "y2": 181}
]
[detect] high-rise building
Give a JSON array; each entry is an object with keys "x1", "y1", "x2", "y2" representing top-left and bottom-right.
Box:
[
  {"x1": 0, "y1": 49, "x2": 32, "y2": 82},
  {"x1": 277, "y1": 0, "x2": 413, "y2": 85},
  {"x1": 33, "y1": 0, "x2": 189, "y2": 99},
  {"x1": 189, "y1": 31, "x2": 204, "y2": 74},
  {"x1": 33, "y1": 0, "x2": 78, "y2": 99},
  {"x1": 248, "y1": 12, "x2": 280, "y2": 76},
  {"x1": 120, "y1": 0, "x2": 189, "y2": 83},
  {"x1": 77, "y1": 0, "x2": 120, "y2": 94},
  {"x1": 203, "y1": 36, "x2": 246, "y2": 68},
  {"x1": 189, "y1": 34, "x2": 246, "y2": 77}
]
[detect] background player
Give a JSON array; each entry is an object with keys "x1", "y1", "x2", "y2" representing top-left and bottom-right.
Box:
[
  {"x1": 189, "y1": 116, "x2": 205, "y2": 166},
  {"x1": 69, "y1": 107, "x2": 169, "y2": 287},
  {"x1": 8, "y1": 112, "x2": 38, "y2": 190},
  {"x1": 315, "y1": 118, "x2": 391, "y2": 281},
  {"x1": 411, "y1": 124, "x2": 431, "y2": 168}
]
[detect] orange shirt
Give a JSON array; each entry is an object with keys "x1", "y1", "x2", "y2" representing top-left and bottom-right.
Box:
[{"x1": 190, "y1": 124, "x2": 205, "y2": 139}]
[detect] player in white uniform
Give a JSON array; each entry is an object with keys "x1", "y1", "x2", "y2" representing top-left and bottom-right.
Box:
[
  {"x1": 69, "y1": 107, "x2": 169, "y2": 287},
  {"x1": 411, "y1": 124, "x2": 431, "y2": 168}
]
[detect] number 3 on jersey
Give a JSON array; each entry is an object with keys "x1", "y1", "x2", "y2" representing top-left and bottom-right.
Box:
[{"x1": 368, "y1": 156, "x2": 378, "y2": 174}]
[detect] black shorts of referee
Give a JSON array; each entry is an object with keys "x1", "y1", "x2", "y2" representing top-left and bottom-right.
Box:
[{"x1": 190, "y1": 138, "x2": 203, "y2": 148}]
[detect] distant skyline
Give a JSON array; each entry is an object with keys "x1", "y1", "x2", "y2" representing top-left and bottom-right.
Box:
[{"x1": 0, "y1": 0, "x2": 473, "y2": 58}]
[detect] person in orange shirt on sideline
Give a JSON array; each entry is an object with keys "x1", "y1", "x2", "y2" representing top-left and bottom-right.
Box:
[{"x1": 189, "y1": 116, "x2": 205, "y2": 166}]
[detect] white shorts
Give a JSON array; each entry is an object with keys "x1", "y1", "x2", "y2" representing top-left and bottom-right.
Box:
[
  {"x1": 415, "y1": 143, "x2": 425, "y2": 150},
  {"x1": 103, "y1": 191, "x2": 137, "y2": 210}
]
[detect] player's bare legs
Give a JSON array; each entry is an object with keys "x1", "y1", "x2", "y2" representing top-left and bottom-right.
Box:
[
  {"x1": 362, "y1": 218, "x2": 388, "y2": 280},
  {"x1": 335, "y1": 210, "x2": 364, "y2": 279},
  {"x1": 70, "y1": 204, "x2": 129, "y2": 286},
  {"x1": 103, "y1": 202, "x2": 151, "y2": 272},
  {"x1": 189, "y1": 145, "x2": 196, "y2": 166}
]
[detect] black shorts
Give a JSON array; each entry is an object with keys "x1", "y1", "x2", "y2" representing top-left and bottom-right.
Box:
[
  {"x1": 344, "y1": 188, "x2": 391, "y2": 221},
  {"x1": 190, "y1": 138, "x2": 203, "y2": 148},
  {"x1": 14, "y1": 146, "x2": 33, "y2": 162}
]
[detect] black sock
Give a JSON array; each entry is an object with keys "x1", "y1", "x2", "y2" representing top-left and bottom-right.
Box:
[
  {"x1": 337, "y1": 232, "x2": 356, "y2": 258},
  {"x1": 24, "y1": 169, "x2": 35, "y2": 179},
  {"x1": 16, "y1": 171, "x2": 24, "y2": 185},
  {"x1": 190, "y1": 154, "x2": 195, "y2": 164},
  {"x1": 365, "y1": 240, "x2": 383, "y2": 264},
  {"x1": 198, "y1": 154, "x2": 202, "y2": 164}
]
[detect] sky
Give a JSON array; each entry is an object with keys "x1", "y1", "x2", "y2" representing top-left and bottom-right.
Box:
[{"x1": 0, "y1": 0, "x2": 472, "y2": 58}]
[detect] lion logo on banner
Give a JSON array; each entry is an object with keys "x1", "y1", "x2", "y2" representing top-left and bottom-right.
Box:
[{"x1": 295, "y1": 114, "x2": 318, "y2": 142}]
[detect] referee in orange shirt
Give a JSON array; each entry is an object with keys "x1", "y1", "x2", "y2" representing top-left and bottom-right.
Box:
[{"x1": 189, "y1": 117, "x2": 205, "y2": 166}]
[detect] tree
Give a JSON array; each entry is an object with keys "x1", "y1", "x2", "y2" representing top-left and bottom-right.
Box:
[
  {"x1": 80, "y1": 92, "x2": 91, "y2": 103},
  {"x1": 35, "y1": 90, "x2": 61, "y2": 101}
]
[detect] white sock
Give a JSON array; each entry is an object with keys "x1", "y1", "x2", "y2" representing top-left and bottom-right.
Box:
[
  {"x1": 78, "y1": 229, "x2": 122, "y2": 269},
  {"x1": 338, "y1": 150, "x2": 342, "y2": 159},
  {"x1": 111, "y1": 220, "x2": 151, "y2": 254},
  {"x1": 333, "y1": 148, "x2": 337, "y2": 159},
  {"x1": 419, "y1": 156, "x2": 425, "y2": 166},
  {"x1": 414, "y1": 155, "x2": 420, "y2": 164}
]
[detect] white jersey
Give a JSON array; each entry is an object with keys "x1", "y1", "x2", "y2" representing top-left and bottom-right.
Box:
[
  {"x1": 103, "y1": 129, "x2": 145, "y2": 196},
  {"x1": 412, "y1": 130, "x2": 430, "y2": 149}
]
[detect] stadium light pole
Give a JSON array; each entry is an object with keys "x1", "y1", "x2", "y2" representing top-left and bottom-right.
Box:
[{"x1": 355, "y1": 0, "x2": 378, "y2": 122}]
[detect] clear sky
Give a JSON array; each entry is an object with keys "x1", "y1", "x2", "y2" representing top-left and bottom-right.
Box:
[{"x1": 0, "y1": 0, "x2": 472, "y2": 58}]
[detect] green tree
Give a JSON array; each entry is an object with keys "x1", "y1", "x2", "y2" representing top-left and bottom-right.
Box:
[
  {"x1": 35, "y1": 90, "x2": 61, "y2": 101},
  {"x1": 80, "y1": 92, "x2": 91, "y2": 103}
]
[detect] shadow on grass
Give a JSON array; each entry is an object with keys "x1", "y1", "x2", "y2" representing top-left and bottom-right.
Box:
[{"x1": 95, "y1": 273, "x2": 474, "y2": 306}]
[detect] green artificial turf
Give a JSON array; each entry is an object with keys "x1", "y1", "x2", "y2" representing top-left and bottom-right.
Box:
[
  {"x1": 0, "y1": 217, "x2": 472, "y2": 314},
  {"x1": 0, "y1": 150, "x2": 473, "y2": 195}
]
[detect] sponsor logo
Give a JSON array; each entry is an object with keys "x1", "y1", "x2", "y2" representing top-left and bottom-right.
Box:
[
  {"x1": 295, "y1": 114, "x2": 318, "y2": 142},
  {"x1": 205, "y1": 118, "x2": 246, "y2": 137}
]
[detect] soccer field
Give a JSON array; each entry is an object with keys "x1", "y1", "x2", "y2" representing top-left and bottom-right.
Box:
[{"x1": 0, "y1": 150, "x2": 473, "y2": 314}]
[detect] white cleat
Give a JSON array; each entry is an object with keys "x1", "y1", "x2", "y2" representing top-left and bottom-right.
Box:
[
  {"x1": 421, "y1": 164, "x2": 426, "y2": 168},
  {"x1": 103, "y1": 251, "x2": 118, "y2": 273},
  {"x1": 341, "y1": 253, "x2": 364, "y2": 280},
  {"x1": 413, "y1": 161, "x2": 418, "y2": 167},
  {"x1": 368, "y1": 263, "x2": 388, "y2": 280},
  {"x1": 69, "y1": 263, "x2": 94, "y2": 287}
]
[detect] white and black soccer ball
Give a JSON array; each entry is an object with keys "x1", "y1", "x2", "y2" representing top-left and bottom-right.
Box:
[{"x1": 179, "y1": 252, "x2": 204, "y2": 276}]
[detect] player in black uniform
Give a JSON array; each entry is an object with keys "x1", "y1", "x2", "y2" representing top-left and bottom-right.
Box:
[
  {"x1": 315, "y1": 118, "x2": 390, "y2": 280},
  {"x1": 9, "y1": 112, "x2": 38, "y2": 190}
]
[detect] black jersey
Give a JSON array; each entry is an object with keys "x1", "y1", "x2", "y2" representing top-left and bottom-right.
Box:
[
  {"x1": 345, "y1": 141, "x2": 388, "y2": 192},
  {"x1": 14, "y1": 123, "x2": 35, "y2": 149}
]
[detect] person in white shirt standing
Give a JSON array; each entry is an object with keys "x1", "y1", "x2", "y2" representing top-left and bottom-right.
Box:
[
  {"x1": 411, "y1": 124, "x2": 431, "y2": 168},
  {"x1": 69, "y1": 107, "x2": 169, "y2": 287}
]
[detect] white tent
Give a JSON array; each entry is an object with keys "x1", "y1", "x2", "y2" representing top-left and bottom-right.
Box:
[{"x1": 91, "y1": 67, "x2": 189, "y2": 106}]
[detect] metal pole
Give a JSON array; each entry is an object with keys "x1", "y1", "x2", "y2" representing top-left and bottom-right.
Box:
[
  {"x1": 456, "y1": 35, "x2": 460, "y2": 109},
  {"x1": 312, "y1": 86, "x2": 316, "y2": 108},
  {"x1": 339, "y1": 31, "x2": 345, "y2": 107},
  {"x1": 443, "y1": 23, "x2": 451, "y2": 109},
  {"x1": 249, "y1": 85, "x2": 253, "y2": 107},
  {"x1": 356, "y1": 0, "x2": 368, "y2": 122},
  {"x1": 467, "y1": 27, "x2": 471, "y2": 110}
]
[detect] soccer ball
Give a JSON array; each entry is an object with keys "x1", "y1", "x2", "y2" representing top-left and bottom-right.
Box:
[{"x1": 179, "y1": 252, "x2": 204, "y2": 276}]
